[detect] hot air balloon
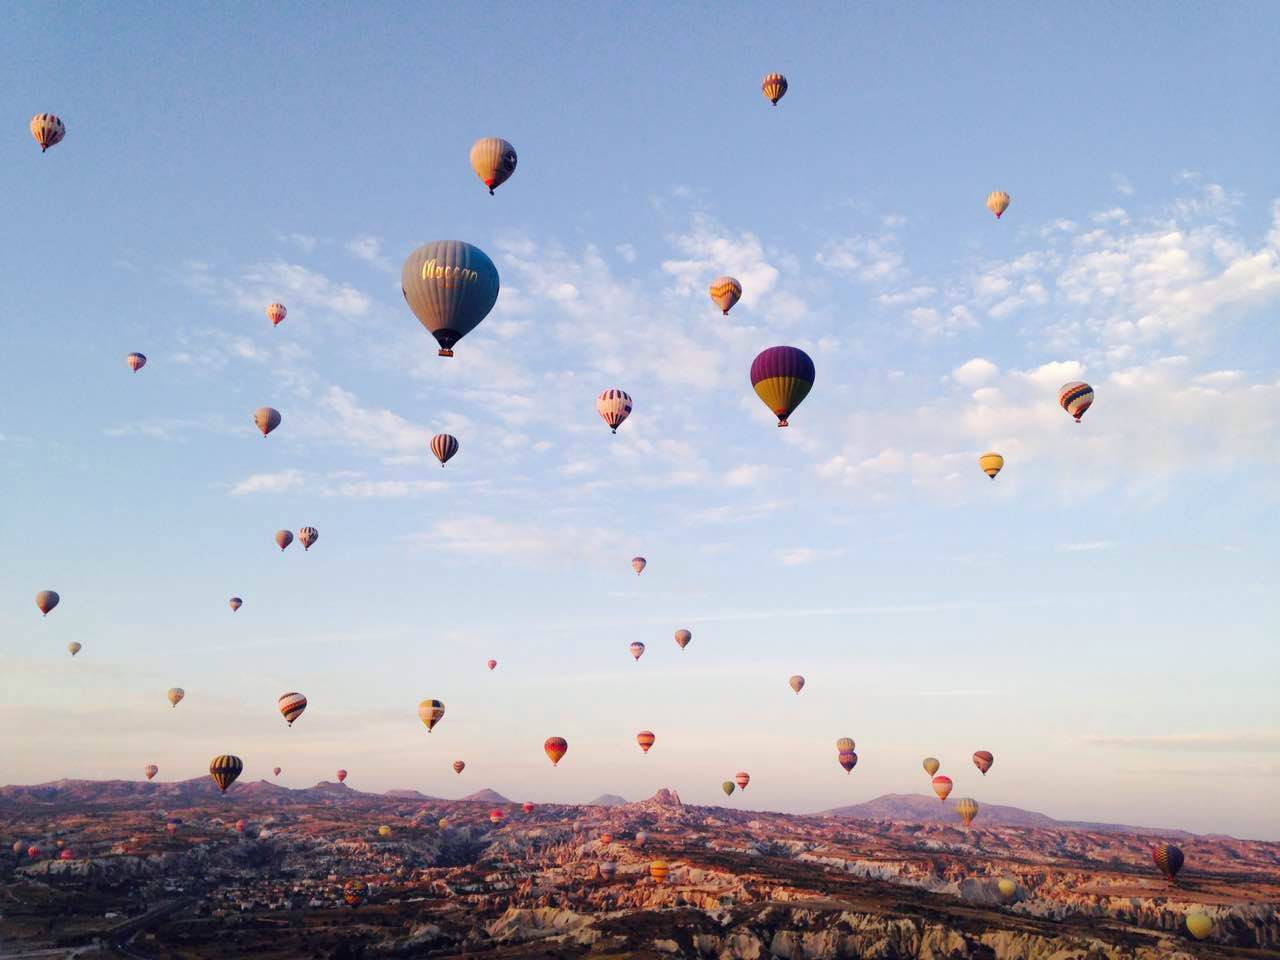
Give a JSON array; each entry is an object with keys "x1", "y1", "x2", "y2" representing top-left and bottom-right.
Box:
[
  {"x1": 788, "y1": 675, "x2": 805, "y2": 694},
  {"x1": 298, "y1": 526, "x2": 318, "y2": 551},
  {"x1": 650, "y1": 860, "x2": 670, "y2": 883},
  {"x1": 522, "y1": 802, "x2": 534, "y2": 814},
  {"x1": 275, "y1": 530, "x2": 294, "y2": 551},
  {"x1": 209, "y1": 755, "x2": 243, "y2": 793},
  {"x1": 487, "y1": 658, "x2": 497, "y2": 670},
  {"x1": 27, "y1": 845, "x2": 40, "y2": 859},
  {"x1": 401, "y1": 241, "x2": 500, "y2": 357},
  {"x1": 1185, "y1": 912, "x2": 1212, "y2": 941},
  {"x1": 469, "y1": 137, "x2": 518, "y2": 195},
  {"x1": 997, "y1": 878, "x2": 1017, "y2": 902},
  {"x1": 674, "y1": 629, "x2": 691, "y2": 650},
  {"x1": 145, "y1": 764, "x2": 158, "y2": 781},
  {"x1": 266, "y1": 302, "x2": 287, "y2": 327},
  {"x1": 629, "y1": 641, "x2": 646, "y2": 661},
  {"x1": 835, "y1": 737, "x2": 855, "y2": 753},
  {"x1": 31, "y1": 113, "x2": 65, "y2": 152},
  {"x1": 489, "y1": 809, "x2": 504, "y2": 824},
  {"x1": 599, "y1": 861, "x2": 617, "y2": 880},
  {"x1": 438, "y1": 818, "x2": 449, "y2": 829},
  {"x1": 636, "y1": 730, "x2": 656, "y2": 754},
  {"x1": 418, "y1": 699, "x2": 445, "y2": 732},
  {"x1": 599, "y1": 832, "x2": 613, "y2": 844},
  {"x1": 452, "y1": 760, "x2": 465, "y2": 775},
  {"x1": 336, "y1": 769, "x2": 348, "y2": 783},
  {"x1": 838, "y1": 751, "x2": 858, "y2": 774},
  {"x1": 596, "y1": 389, "x2": 633, "y2": 434},
  {"x1": 254, "y1": 407, "x2": 281, "y2": 437},
  {"x1": 751, "y1": 346, "x2": 815, "y2": 427},
  {"x1": 709, "y1": 276, "x2": 742, "y2": 315},
  {"x1": 258, "y1": 829, "x2": 272, "y2": 840},
  {"x1": 272, "y1": 767, "x2": 281, "y2": 777},
  {"x1": 973, "y1": 750, "x2": 994, "y2": 776},
  {"x1": 1059, "y1": 381, "x2": 1094, "y2": 422},
  {"x1": 762, "y1": 73, "x2": 788, "y2": 105},
  {"x1": 167, "y1": 687, "x2": 185, "y2": 708},
  {"x1": 59, "y1": 849, "x2": 74, "y2": 861},
  {"x1": 342, "y1": 879, "x2": 367, "y2": 908},
  {"x1": 634, "y1": 831, "x2": 648, "y2": 847},
  {"x1": 544, "y1": 736, "x2": 568, "y2": 766},
  {"x1": 987, "y1": 191, "x2": 1011, "y2": 219},
  {"x1": 12, "y1": 840, "x2": 23, "y2": 855},
  {"x1": 722, "y1": 781, "x2": 735, "y2": 796},
  {"x1": 228, "y1": 596, "x2": 243, "y2": 612},
  {"x1": 126, "y1": 352, "x2": 147, "y2": 373},
  {"x1": 278, "y1": 692, "x2": 307, "y2": 726},
  {"x1": 931, "y1": 775, "x2": 953, "y2": 801},
  {"x1": 979, "y1": 453, "x2": 1004, "y2": 479},
  {"x1": 955, "y1": 797, "x2": 979, "y2": 827},
  {"x1": 431, "y1": 434, "x2": 459, "y2": 467},
  {"x1": 378, "y1": 825, "x2": 392, "y2": 838},
  {"x1": 35, "y1": 590, "x2": 59, "y2": 616},
  {"x1": 67, "y1": 642, "x2": 82, "y2": 657},
  {"x1": 235, "y1": 819, "x2": 246, "y2": 834},
  {"x1": 632, "y1": 556, "x2": 646, "y2": 575},
  {"x1": 735, "y1": 771, "x2": 750, "y2": 791},
  {"x1": 1153, "y1": 843, "x2": 1185, "y2": 883},
  {"x1": 923, "y1": 757, "x2": 940, "y2": 777}
]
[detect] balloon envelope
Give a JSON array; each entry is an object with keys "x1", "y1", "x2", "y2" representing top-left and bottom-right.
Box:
[
  {"x1": 30, "y1": 113, "x2": 65, "y2": 151},
  {"x1": 167, "y1": 687, "x2": 184, "y2": 707},
  {"x1": 931, "y1": 775, "x2": 953, "y2": 801},
  {"x1": 298, "y1": 526, "x2": 318, "y2": 551},
  {"x1": 722, "y1": 781, "x2": 735, "y2": 796},
  {"x1": 632, "y1": 556, "x2": 646, "y2": 575},
  {"x1": 762, "y1": 73, "x2": 788, "y2": 105},
  {"x1": 955, "y1": 797, "x2": 979, "y2": 827},
  {"x1": 229, "y1": 597, "x2": 242, "y2": 611},
  {"x1": 336, "y1": 769, "x2": 347, "y2": 783},
  {"x1": 650, "y1": 860, "x2": 670, "y2": 883},
  {"x1": 278, "y1": 692, "x2": 307, "y2": 726},
  {"x1": 275, "y1": 530, "x2": 293, "y2": 551},
  {"x1": 487, "y1": 658, "x2": 497, "y2": 670},
  {"x1": 674, "y1": 628, "x2": 691, "y2": 650},
  {"x1": 67, "y1": 641, "x2": 82, "y2": 656},
  {"x1": 629, "y1": 641, "x2": 646, "y2": 661},
  {"x1": 709, "y1": 276, "x2": 742, "y2": 315},
  {"x1": 418, "y1": 699, "x2": 445, "y2": 732},
  {"x1": 987, "y1": 191, "x2": 1011, "y2": 218},
  {"x1": 636, "y1": 730, "x2": 656, "y2": 753},
  {"x1": 453, "y1": 760, "x2": 465, "y2": 774},
  {"x1": 209, "y1": 754, "x2": 243, "y2": 793},
  {"x1": 1186, "y1": 912, "x2": 1212, "y2": 940},
  {"x1": 734, "y1": 771, "x2": 750, "y2": 790},
  {"x1": 751, "y1": 346, "x2": 814, "y2": 427},
  {"x1": 838, "y1": 751, "x2": 858, "y2": 773},
  {"x1": 997, "y1": 878, "x2": 1017, "y2": 901},
  {"x1": 254, "y1": 407, "x2": 281, "y2": 437},
  {"x1": 470, "y1": 137, "x2": 518, "y2": 194},
  {"x1": 835, "y1": 737, "x2": 855, "y2": 753},
  {"x1": 544, "y1": 736, "x2": 568, "y2": 766},
  {"x1": 788, "y1": 674, "x2": 805, "y2": 694},
  {"x1": 1059, "y1": 381, "x2": 1094, "y2": 422},
  {"x1": 979, "y1": 453, "x2": 1004, "y2": 479},
  {"x1": 35, "y1": 590, "x2": 60, "y2": 616},
  {"x1": 923, "y1": 757, "x2": 940, "y2": 777},
  {"x1": 401, "y1": 241, "x2": 500, "y2": 357},
  {"x1": 431, "y1": 433, "x2": 459, "y2": 466},
  {"x1": 1153, "y1": 843, "x2": 1185, "y2": 882},
  {"x1": 597, "y1": 389, "x2": 633, "y2": 434},
  {"x1": 266, "y1": 302, "x2": 287, "y2": 326},
  {"x1": 145, "y1": 764, "x2": 158, "y2": 781},
  {"x1": 126, "y1": 352, "x2": 147, "y2": 372},
  {"x1": 973, "y1": 750, "x2": 994, "y2": 775}
]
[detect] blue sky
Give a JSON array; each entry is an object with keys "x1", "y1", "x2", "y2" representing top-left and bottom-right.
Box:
[{"x1": 2, "y1": 4, "x2": 1278, "y2": 839}]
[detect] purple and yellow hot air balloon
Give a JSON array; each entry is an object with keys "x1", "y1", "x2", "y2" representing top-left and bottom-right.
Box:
[
  {"x1": 418, "y1": 699, "x2": 445, "y2": 732},
  {"x1": 298, "y1": 526, "x2": 318, "y2": 551},
  {"x1": 751, "y1": 346, "x2": 814, "y2": 427},
  {"x1": 126, "y1": 352, "x2": 147, "y2": 373}
]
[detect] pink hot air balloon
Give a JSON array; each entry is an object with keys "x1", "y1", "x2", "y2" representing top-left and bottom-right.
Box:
[
  {"x1": 931, "y1": 775, "x2": 954, "y2": 802},
  {"x1": 336, "y1": 769, "x2": 348, "y2": 784},
  {"x1": 674, "y1": 629, "x2": 691, "y2": 650},
  {"x1": 734, "y1": 771, "x2": 750, "y2": 791},
  {"x1": 59, "y1": 849, "x2": 74, "y2": 861},
  {"x1": 522, "y1": 802, "x2": 534, "y2": 814},
  {"x1": 452, "y1": 760, "x2": 465, "y2": 775},
  {"x1": 788, "y1": 674, "x2": 805, "y2": 694},
  {"x1": 629, "y1": 641, "x2": 646, "y2": 661},
  {"x1": 487, "y1": 659, "x2": 497, "y2": 671}
]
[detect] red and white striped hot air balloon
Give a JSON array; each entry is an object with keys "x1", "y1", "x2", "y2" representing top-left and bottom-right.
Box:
[
  {"x1": 596, "y1": 389, "x2": 633, "y2": 434},
  {"x1": 266, "y1": 303, "x2": 287, "y2": 327},
  {"x1": 30, "y1": 113, "x2": 65, "y2": 152},
  {"x1": 452, "y1": 760, "x2": 465, "y2": 775},
  {"x1": 734, "y1": 771, "x2": 750, "y2": 791},
  {"x1": 145, "y1": 764, "x2": 158, "y2": 781}
]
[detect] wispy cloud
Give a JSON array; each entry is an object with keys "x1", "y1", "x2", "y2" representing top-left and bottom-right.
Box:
[
  {"x1": 1085, "y1": 732, "x2": 1280, "y2": 752},
  {"x1": 183, "y1": 259, "x2": 370, "y2": 317},
  {"x1": 1058, "y1": 540, "x2": 1116, "y2": 553}
]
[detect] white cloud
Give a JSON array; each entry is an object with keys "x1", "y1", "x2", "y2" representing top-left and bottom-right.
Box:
[
  {"x1": 183, "y1": 259, "x2": 370, "y2": 317},
  {"x1": 815, "y1": 234, "x2": 904, "y2": 283},
  {"x1": 775, "y1": 547, "x2": 845, "y2": 567},
  {"x1": 230, "y1": 470, "x2": 306, "y2": 496},
  {"x1": 345, "y1": 234, "x2": 393, "y2": 272},
  {"x1": 411, "y1": 515, "x2": 621, "y2": 564},
  {"x1": 951, "y1": 358, "x2": 999, "y2": 387}
]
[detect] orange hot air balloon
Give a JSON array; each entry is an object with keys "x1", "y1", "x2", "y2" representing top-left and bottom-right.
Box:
[
  {"x1": 144, "y1": 764, "x2": 158, "y2": 781},
  {"x1": 544, "y1": 736, "x2": 568, "y2": 766},
  {"x1": 931, "y1": 775, "x2": 953, "y2": 802},
  {"x1": 674, "y1": 628, "x2": 691, "y2": 650},
  {"x1": 629, "y1": 641, "x2": 646, "y2": 661},
  {"x1": 126, "y1": 352, "x2": 147, "y2": 372},
  {"x1": 972, "y1": 750, "x2": 994, "y2": 776},
  {"x1": 254, "y1": 406, "x2": 281, "y2": 437},
  {"x1": 636, "y1": 730, "x2": 656, "y2": 754},
  {"x1": 788, "y1": 674, "x2": 805, "y2": 694},
  {"x1": 650, "y1": 859, "x2": 670, "y2": 883},
  {"x1": 275, "y1": 529, "x2": 293, "y2": 551},
  {"x1": 487, "y1": 658, "x2": 497, "y2": 671},
  {"x1": 30, "y1": 113, "x2": 65, "y2": 152},
  {"x1": 452, "y1": 760, "x2": 465, "y2": 774},
  {"x1": 522, "y1": 802, "x2": 534, "y2": 814},
  {"x1": 761, "y1": 72, "x2": 788, "y2": 105},
  {"x1": 734, "y1": 771, "x2": 750, "y2": 791},
  {"x1": 923, "y1": 757, "x2": 940, "y2": 777},
  {"x1": 709, "y1": 276, "x2": 742, "y2": 315},
  {"x1": 599, "y1": 832, "x2": 613, "y2": 844},
  {"x1": 266, "y1": 303, "x2": 287, "y2": 327},
  {"x1": 489, "y1": 808, "x2": 504, "y2": 824},
  {"x1": 336, "y1": 769, "x2": 348, "y2": 783}
]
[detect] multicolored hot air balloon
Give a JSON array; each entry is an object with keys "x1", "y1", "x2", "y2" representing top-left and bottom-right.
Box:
[
  {"x1": 751, "y1": 346, "x2": 814, "y2": 427},
  {"x1": 452, "y1": 760, "x2": 465, "y2": 775},
  {"x1": 709, "y1": 276, "x2": 742, "y2": 315},
  {"x1": 126, "y1": 352, "x2": 147, "y2": 373},
  {"x1": 931, "y1": 775, "x2": 953, "y2": 801},
  {"x1": 145, "y1": 764, "x2": 158, "y2": 781},
  {"x1": 629, "y1": 641, "x2": 646, "y2": 661},
  {"x1": 599, "y1": 860, "x2": 617, "y2": 880},
  {"x1": 1186, "y1": 912, "x2": 1212, "y2": 941},
  {"x1": 336, "y1": 769, "x2": 348, "y2": 783},
  {"x1": 167, "y1": 687, "x2": 185, "y2": 708},
  {"x1": 722, "y1": 780, "x2": 735, "y2": 796},
  {"x1": 955, "y1": 797, "x2": 979, "y2": 827},
  {"x1": 266, "y1": 302, "x2": 287, "y2": 327},
  {"x1": 650, "y1": 859, "x2": 670, "y2": 883},
  {"x1": 35, "y1": 590, "x2": 59, "y2": 616},
  {"x1": 762, "y1": 73, "x2": 788, "y2": 105},
  {"x1": 632, "y1": 556, "x2": 646, "y2": 575},
  {"x1": 401, "y1": 241, "x2": 500, "y2": 357},
  {"x1": 298, "y1": 526, "x2": 318, "y2": 551},
  {"x1": 278, "y1": 692, "x2": 307, "y2": 726},
  {"x1": 229, "y1": 596, "x2": 242, "y2": 612},
  {"x1": 275, "y1": 530, "x2": 293, "y2": 551},
  {"x1": 522, "y1": 802, "x2": 534, "y2": 814},
  {"x1": 636, "y1": 730, "x2": 656, "y2": 754},
  {"x1": 987, "y1": 191, "x2": 1011, "y2": 219},
  {"x1": 838, "y1": 751, "x2": 858, "y2": 773},
  {"x1": 67, "y1": 641, "x2": 82, "y2": 657},
  {"x1": 979, "y1": 453, "x2": 1004, "y2": 479},
  {"x1": 788, "y1": 675, "x2": 805, "y2": 694},
  {"x1": 431, "y1": 433, "x2": 459, "y2": 467},
  {"x1": 487, "y1": 658, "x2": 497, "y2": 671},
  {"x1": 674, "y1": 628, "x2": 691, "y2": 650},
  {"x1": 31, "y1": 114, "x2": 65, "y2": 152},
  {"x1": 735, "y1": 771, "x2": 750, "y2": 791},
  {"x1": 254, "y1": 407, "x2": 281, "y2": 437},
  {"x1": 469, "y1": 137, "x2": 518, "y2": 195},
  {"x1": 1059, "y1": 381, "x2": 1094, "y2": 422},
  {"x1": 596, "y1": 389, "x2": 633, "y2": 434},
  {"x1": 272, "y1": 767, "x2": 281, "y2": 777},
  {"x1": 923, "y1": 757, "x2": 940, "y2": 777},
  {"x1": 209, "y1": 754, "x2": 243, "y2": 793},
  {"x1": 544, "y1": 736, "x2": 568, "y2": 767},
  {"x1": 836, "y1": 737, "x2": 855, "y2": 753},
  {"x1": 973, "y1": 750, "x2": 994, "y2": 776},
  {"x1": 419, "y1": 699, "x2": 445, "y2": 732},
  {"x1": 489, "y1": 808, "x2": 504, "y2": 824},
  {"x1": 342, "y1": 879, "x2": 367, "y2": 908},
  {"x1": 1153, "y1": 842, "x2": 1185, "y2": 883}
]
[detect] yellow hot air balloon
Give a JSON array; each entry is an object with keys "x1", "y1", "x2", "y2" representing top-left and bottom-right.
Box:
[
  {"x1": 469, "y1": 137, "x2": 518, "y2": 195},
  {"x1": 923, "y1": 757, "x2": 940, "y2": 777},
  {"x1": 955, "y1": 797, "x2": 979, "y2": 827},
  {"x1": 1185, "y1": 911, "x2": 1212, "y2": 941},
  {"x1": 987, "y1": 191, "x2": 1010, "y2": 219},
  {"x1": 997, "y1": 878, "x2": 1017, "y2": 902},
  {"x1": 762, "y1": 73, "x2": 788, "y2": 105},
  {"x1": 979, "y1": 452, "x2": 1004, "y2": 479},
  {"x1": 67, "y1": 642, "x2": 82, "y2": 657},
  {"x1": 209, "y1": 754, "x2": 243, "y2": 793},
  {"x1": 835, "y1": 737, "x2": 855, "y2": 753},
  {"x1": 709, "y1": 276, "x2": 742, "y2": 315},
  {"x1": 378, "y1": 825, "x2": 392, "y2": 838},
  {"x1": 167, "y1": 687, "x2": 185, "y2": 708},
  {"x1": 418, "y1": 699, "x2": 445, "y2": 732},
  {"x1": 438, "y1": 818, "x2": 449, "y2": 829},
  {"x1": 649, "y1": 859, "x2": 670, "y2": 883}
]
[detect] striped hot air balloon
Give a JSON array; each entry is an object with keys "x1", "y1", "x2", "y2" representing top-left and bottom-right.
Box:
[
  {"x1": 650, "y1": 860, "x2": 670, "y2": 883},
  {"x1": 278, "y1": 692, "x2": 307, "y2": 726},
  {"x1": 674, "y1": 629, "x2": 691, "y2": 650},
  {"x1": 401, "y1": 241, "x2": 501, "y2": 357},
  {"x1": 629, "y1": 641, "x2": 646, "y2": 661},
  {"x1": 596, "y1": 388, "x2": 633, "y2": 434},
  {"x1": 452, "y1": 760, "x2": 465, "y2": 774},
  {"x1": 955, "y1": 797, "x2": 979, "y2": 827},
  {"x1": 275, "y1": 530, "x2": 293, "y2": 551},
  {"x1": 987, "y1": 191, "x2": 1011, "y2": 219},
  {"x1": 923, "y1": 757, "x2": 940, "y2": 777},
  {"x1": 298, "y1": 526, "x2": 318, "y2": 551},
  {"x1": 838, "y1": 751, "x2": 858, "y2": 773},
  {"x1": 636, "y1": 730, "x2": 656, "y2": 754},
  {"x1": 30, "y1": 113, "x2": 65, "y2": 152},
  {"x1": 632, "y1": 556, "x2": 646, "y2": 575},
  {"x1": 722, "y1": 780, "x2": 735, "y2": 796},
  {"x1": 266, "y1": 302, "x2": 287, "y2": 327},
  {"x1": 336, "y1": 769, "x2": 347, "y2": 783},
  {"x1": 734, "y1": 771, "x2": 750, "y2": 791},
  {"x1": 751, "y1": 346, "x2": 815, "y2": 427},
  {"x1": 1153, "y1": 842, "x2": 1185, "y2": 883},
  {"x1": 229, "y1": 597, "x2": 242, "y2": 612},
  {"x1": 1059, "y1": 381, "x2": 1094, "y2": 422},
  {"x1": 430, "y1": 433, "x2": 459, "y2": 467},
  {"x1": 762, "y1": 73, "x2": 788, "y2": 105},
  {"x1": 67, "y1": 642, "x2": 82, "y2": 656},
  {"x1": 469, "y1": 137, "x2": 518, "y2": 195},
  {"x1": 35, "y1": 590, "x2": 59, "y2": 616},
  {"x1": 167, "y1": 687, "x2": 184, "y2": 708},
  {"x1": 487, "y1": 658, "x2": 497, "y2": 671},
  {"x1": 145, "y1": 764, "x2": 158, "y2": 781},
  {"x1": 973, "y1": 750, "x2": 994, "y2": 776},
  {"x1": 979, "y1": 453, "x2": 1004, "y2": 479},
  {"x1": 209, "y1": 755, "x2": 244, "y2": 793},
  {"x1": 836, "y1": 737, "x2": 855, "y2": 753},
  {"x1": 418, "y1": 699, "x2": 445, "y2": 732},
  {"x1": 126, "y1": 352, "x2": 147, "y2": 372},
  {"x1": 931, "y1": 775, "x2": 953, "y2": 801},
  {"x1": 254, "y1": 407, "x2": 281, "y2": 437},
  {"x1": 544, "y1": 736, "x2": 568, "y2": 766},
  {"x1": 709, "y1": 276, "x2": 742, "y2": 315},
  {"x1": 789, "y1": 675, "x2": 805, "y2": 694},
  {"x1": 342, "y1": 879, "x2": 367, "y2": 907}
]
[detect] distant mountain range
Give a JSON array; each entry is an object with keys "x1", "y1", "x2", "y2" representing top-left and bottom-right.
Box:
[
  {"x1": 459, "y1": 788, "x2": 512, "y2": 804},
  {"x1": 587, "y1": 794, "x2": 627, "y2": 807}
]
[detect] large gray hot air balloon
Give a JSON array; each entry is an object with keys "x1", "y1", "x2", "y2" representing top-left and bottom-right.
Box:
[{"x1": 401, "y1": 241, "x2": 500, "y2": 357}]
